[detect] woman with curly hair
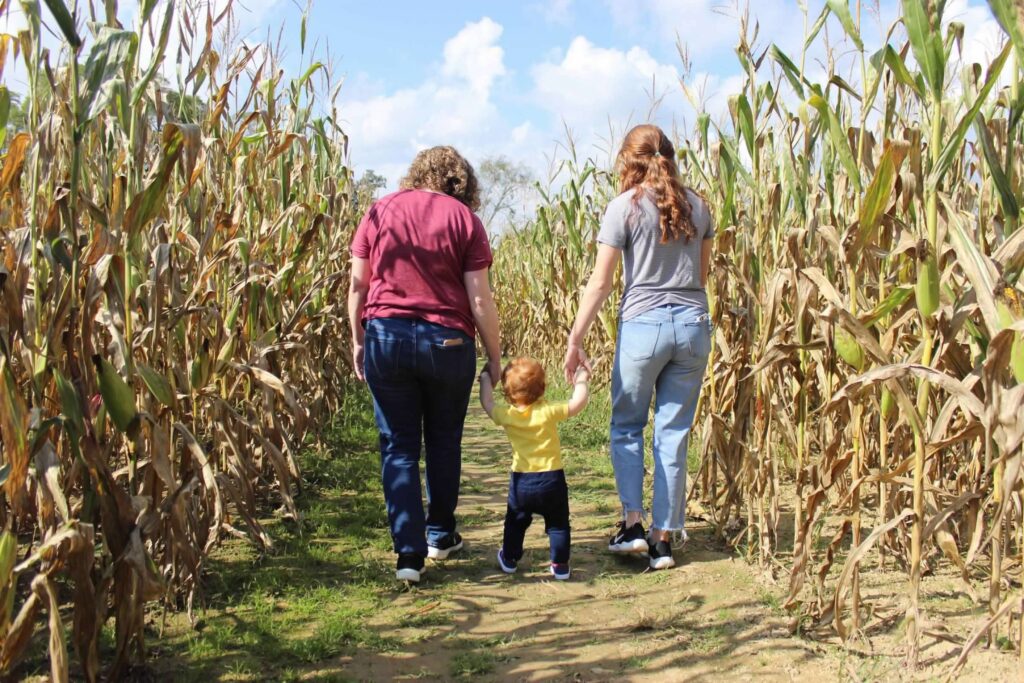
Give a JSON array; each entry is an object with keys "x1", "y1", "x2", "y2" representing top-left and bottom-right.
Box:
[
  {"x1": 348, "y1": 146, "x2": 501, "y2": 583},
  {"x1": 563, "y1": 124, "x2": 715, "y2": 571}
]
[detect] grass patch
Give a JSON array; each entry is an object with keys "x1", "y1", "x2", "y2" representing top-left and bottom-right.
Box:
[{"x1": 450, "y1": 650, "x2": 497, "y2": 677}]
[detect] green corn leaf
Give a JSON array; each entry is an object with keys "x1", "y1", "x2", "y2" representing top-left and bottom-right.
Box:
[
  {"x1": 139, "y1": 0, "x2": 160, "y2": 24},
  {"x1": 42, "y1": 0, "x2": 82, "y2": 49},
  {"x1": 123, "y1": 124, "x2": 190, "y2": 237},
  {"x1": 53, "y1": 369, "x2": 84, "y2": 437},
  {"x1": 826, "y1": 0, "x2": 864, "y2": 51},
  {"x1": 805, "y1": 3, "x2": 831, "y2": 49},
  {"x1": 807, "y1": 94, "x2": 861, "y2": 191},
  {"x1": 901, "y1": 0, "x2": 946, "y2": 98},
  {"x1": 864, "y1": 286, "x2": 914, "y2": 327},
  {"x1": 295, "y1": 62, "x2": 324, "y2": 90},
  {"x1": 770, "y1": 44, "x2": 805, "y2": 98},
  {"x1": 0, "y1": 86, "x2": 9, "y2": 149},
  {"x1": 80, "y1": 26, "x2": 135, "y2": 124},
  {"x1": 829, "y1": 74, "x2": 862, "y2": 101},
  {"x1": 876, "y1": 44, "x2": 922, "y2": 97},
  {"x1": 736, "y1": 93, "x2": 756, "y2": 157},
  {"x1": 974, "y1": 113, "x2": 1020, "y2": 220},
  {"x1": 853, "y1": 143, "x2": 907, "y2": 256},
  {"x1": 928, "y1": 41, "x2": 1010, "y2": 189},
  {"x1": 137, "y1": 363, "x2": 175, "y2": 408}
]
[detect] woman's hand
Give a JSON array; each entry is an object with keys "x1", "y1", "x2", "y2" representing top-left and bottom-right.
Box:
[
  {"x1": 487, "y1": 357, "x2": 502, "y2": 384},
  {"x1": 563, "y1": 344, "x2": 591, "y2": 383},
  {"x1": 352, "y1": 343, "x2": 365, "y2": 382}
]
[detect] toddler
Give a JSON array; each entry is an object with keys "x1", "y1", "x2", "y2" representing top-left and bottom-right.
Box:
[{"x1": 479, "y1": 357, "x2": 590, "y2": 580}]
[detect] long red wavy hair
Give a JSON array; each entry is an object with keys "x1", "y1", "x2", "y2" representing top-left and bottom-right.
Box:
[{"x1": 617, "y1": 124, "x2": 695, "y2": 243}]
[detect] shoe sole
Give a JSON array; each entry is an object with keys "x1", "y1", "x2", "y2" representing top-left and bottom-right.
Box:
[
  {"x1": 395, "y1": 568, "x2": 423, "y2": 582},
  {"x1": 427, "y1": 540, "x2": 463, "y2": 560},
  {"x1": 550, "y1": 567, "x2": 571, "y2": 581},
  {"x1": 497, "y1": 550, "x2": 517, "y2": 574},
  {"x1": 649, "y1": 556, "x2": 675, "y2": 570},
  {"x1": 608, "y1": 540, "x2": 649, "y2": 554}
]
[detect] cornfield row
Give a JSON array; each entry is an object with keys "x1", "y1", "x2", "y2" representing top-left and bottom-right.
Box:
[
  {"x1": 1, "y1": 0, "x2": 360, "y2": 679},
  {"x1": 492, "y1": 0, "x2": 1024, "y2": 672}
]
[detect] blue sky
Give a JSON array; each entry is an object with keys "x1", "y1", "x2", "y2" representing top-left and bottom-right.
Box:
[{"x1": 1, "y1": 1, "x2": 1008, "y2": 186}]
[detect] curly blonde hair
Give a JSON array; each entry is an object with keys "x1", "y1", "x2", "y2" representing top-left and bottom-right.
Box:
[{"x1": 399, "y1": 146, "x2": 481, "y2": 211}]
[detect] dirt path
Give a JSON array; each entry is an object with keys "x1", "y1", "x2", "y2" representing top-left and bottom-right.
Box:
[
  {"x1": 336, "y1": 405, "x2": 835, "y2": 682},
  {"x1": 137, "y1": 401, "x2": 1021, "y2": 683}
]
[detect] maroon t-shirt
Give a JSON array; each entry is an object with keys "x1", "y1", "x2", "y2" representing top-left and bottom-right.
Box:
[{"x1": 351, "y1": 189, "x2": 493, "y2": 337}]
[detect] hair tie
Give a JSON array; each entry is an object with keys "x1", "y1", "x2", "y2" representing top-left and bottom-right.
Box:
[{"x1": 653, "y1": 151, "x2": 662, "y2": 158}]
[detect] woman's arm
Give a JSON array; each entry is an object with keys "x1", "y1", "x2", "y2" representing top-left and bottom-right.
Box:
[
  {"x1": 700, "y1": 237, "x2": 713, "y2": 288},
  {"x1": 347, "y1": 257, "x2": 371, "y2": 381},
  {"x1": 464, "y1": 268, "x2": 502, "y2": 380},
  {"x1": 478, "y1": 369, "x2": 496, "y2": 418},
  {"x1": 564, "y1": 244, "x2": 620, "y2": 382}
]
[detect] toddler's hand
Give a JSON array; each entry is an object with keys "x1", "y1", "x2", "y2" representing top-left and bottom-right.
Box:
[{"x1": 574, "y1": 366, "x2": 590, "y2": 384}]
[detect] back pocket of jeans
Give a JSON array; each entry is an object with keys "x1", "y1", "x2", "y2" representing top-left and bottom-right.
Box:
[
  {"x1": 619, "y1": 322, "x2": 660, "y2": 361},
  {"x1": 429, "y1": 339, "x2": 475, "y2": 381}
]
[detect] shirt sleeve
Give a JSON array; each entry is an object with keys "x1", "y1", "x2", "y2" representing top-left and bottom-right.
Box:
[
  {"x1": 463, "y1": 215, "x2": 493, "y2": 272},
  {"x1": 351, "y1": 204, "x2": 376, "y2": 258},
  {"x1": 490, "y1": 405, "x2": 508, "y2": 426},
  {"x1": 596, "y1": 197, "x2": 628, "y2": 249},
  {"x1": 546, "y1": 402, "x2": 570, "y2": 422}
]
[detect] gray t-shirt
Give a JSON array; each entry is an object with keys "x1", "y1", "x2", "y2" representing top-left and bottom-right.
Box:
[{"x1": 597, "y1": 188, "x2": 713, "y2": 320}]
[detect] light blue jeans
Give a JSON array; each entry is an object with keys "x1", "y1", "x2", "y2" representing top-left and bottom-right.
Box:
[{"x1": 611, "y1": 304, "x2": 711, "y2": 532}]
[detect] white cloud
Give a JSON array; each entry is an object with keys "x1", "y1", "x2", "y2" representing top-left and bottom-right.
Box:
[
  {"x1": 532, "y1": 37, "x2": 682, "y2": 139},
  {"x1": 604, "y1": 0, "x2": 789, "y2": 56},
  {"x1": 532, "y1": 0, "x2": 574, "y2": 24},
  {"x1": 441, "y1": 17, "x2": 505, "y2": 94},
  {"x1": 340, "y1": 18, "x2": 540, "y2": 187}
]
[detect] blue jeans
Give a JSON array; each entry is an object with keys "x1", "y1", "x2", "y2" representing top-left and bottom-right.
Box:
[
  {"x1": 502, "y1": 470, "x2": 571, "y2": 565},
  {"x1": 363, "y1": 317, "x2": 477, "y2": 557},
  {"x1": 611, "y1": 304, "x2": 711, "y2": 532}
]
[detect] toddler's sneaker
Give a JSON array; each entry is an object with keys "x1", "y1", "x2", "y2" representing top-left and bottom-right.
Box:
[
  {"x1": 648, "y1": 538, "x2": 675, "y2": 570},
  {"x1": 427, "y1": 532, "x2": 463, "y2": 560},
  {"x1": 550, "y1": 563, "x2": 571, "y2": 580},
  {"x1": 396, "y1": 553, "x2": 425, "y2": 582},
  {"x1": 608, "y1": 521, "x2": 649, "y2": 554},
  {"x1": 497, "y1": 549, "x2": 518, "y2": 574}
]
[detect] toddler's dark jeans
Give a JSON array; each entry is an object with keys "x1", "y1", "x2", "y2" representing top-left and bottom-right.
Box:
[{"x1": 502, "y1": 470, "x2": 571, "y2": 565}]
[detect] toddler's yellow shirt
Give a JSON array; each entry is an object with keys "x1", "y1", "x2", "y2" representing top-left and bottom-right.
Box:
[{"x1": 491, "y1": 399, "x2": 570, "y2": 473}]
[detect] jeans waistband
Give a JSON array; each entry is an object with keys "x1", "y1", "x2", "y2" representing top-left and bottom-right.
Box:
[{"x1": 625, "y1": 304, "x2": 709, "y2": 325}]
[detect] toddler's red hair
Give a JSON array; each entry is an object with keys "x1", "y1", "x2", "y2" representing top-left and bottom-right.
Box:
[{"x1": 501, "y1": 357, "x2": 546, "y2": 406}]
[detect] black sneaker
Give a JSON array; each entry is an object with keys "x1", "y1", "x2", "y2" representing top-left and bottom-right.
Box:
[
  {"x1": 396, "y1": 553, "x2": 425, "y2": 582},
  {"x1": 427, "y1": 532, "x2": 463, "y2": 560},
  {"x1": 608, "y1": 522, "x2": 649, "y2": 554},
  {"x1": 648, "y1": 538, "x2": 675, "y2": 570}
]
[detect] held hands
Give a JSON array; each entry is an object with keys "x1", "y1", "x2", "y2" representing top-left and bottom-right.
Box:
[
  {"x1": 563, "y1": 343, "x2": 592, "y2": 383},
  {"x1": 573, "y1": 365, "x2": 590, "y2": 384}
]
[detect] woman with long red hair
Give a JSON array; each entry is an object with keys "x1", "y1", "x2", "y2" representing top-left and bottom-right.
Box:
[{"x1": 564, "y1": 124, "x2": 714, "y2": 570}]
